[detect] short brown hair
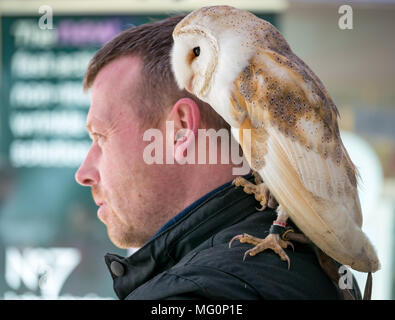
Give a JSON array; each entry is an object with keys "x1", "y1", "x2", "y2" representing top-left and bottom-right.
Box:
[{"x1": 83, "y1": 15, "x2": 229, "y2": 131}]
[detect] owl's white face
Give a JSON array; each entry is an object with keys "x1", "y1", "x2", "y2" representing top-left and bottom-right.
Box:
[
  {"x1": 171, "y1": 6, "x2": 259, "y2": 128},
  {"x1": 171, "y1": 25, "x2": 219, "y2": 99}
]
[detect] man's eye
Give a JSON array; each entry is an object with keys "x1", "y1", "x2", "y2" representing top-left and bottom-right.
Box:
[{"x1": 92, "y1": 133, "x2": 104, "y2": 143}]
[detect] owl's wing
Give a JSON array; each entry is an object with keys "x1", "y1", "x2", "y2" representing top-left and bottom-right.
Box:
[{"x1": 230, "y1": 49, "x2": 379, "y2": 272}]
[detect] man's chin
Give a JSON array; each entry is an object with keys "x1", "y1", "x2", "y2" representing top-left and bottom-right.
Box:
[
  {"x1": 97, "y1": 205, "x2": 151, "y2": 248},
  {"x1": 106, "y1": 225, "x2": 147, "y2": 249}
]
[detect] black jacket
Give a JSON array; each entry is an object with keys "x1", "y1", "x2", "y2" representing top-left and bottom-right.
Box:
[{"x1": 104, "y1": 174, "x2": 360, "y2": 299}]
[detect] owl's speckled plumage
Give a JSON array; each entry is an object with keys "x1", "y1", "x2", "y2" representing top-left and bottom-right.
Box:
[{"x1": 171, "y1": 5, "x2": 379, "y2": 272}]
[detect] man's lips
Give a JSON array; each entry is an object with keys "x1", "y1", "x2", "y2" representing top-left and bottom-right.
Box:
[
  {"x1": 96, "y1": 201, "x2": 107, "y2": 222},
  {"x1": 91, "y1": 187, "x2": 105, "y2": 207},
  {"x1": 95, "y1": 200, "x2": 105, "y2": 206}
]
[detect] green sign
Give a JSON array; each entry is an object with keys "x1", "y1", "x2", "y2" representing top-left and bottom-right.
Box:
[{"x1": 0, "y1": 12, "x2": 278, "y2": 299}]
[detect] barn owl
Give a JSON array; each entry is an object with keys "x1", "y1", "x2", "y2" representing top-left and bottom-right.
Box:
[{"x1": 171, "y1": 5, "x2": 380, "y2": 273}]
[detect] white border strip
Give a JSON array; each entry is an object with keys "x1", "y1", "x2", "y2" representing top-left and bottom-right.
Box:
[{"x1": 0, "y1": 0, "x2": 288, "y2": 15}]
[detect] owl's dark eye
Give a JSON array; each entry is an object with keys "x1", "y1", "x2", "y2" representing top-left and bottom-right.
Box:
[{"x1": 193, "y1": 47, "x2": 200, "y2": 57}]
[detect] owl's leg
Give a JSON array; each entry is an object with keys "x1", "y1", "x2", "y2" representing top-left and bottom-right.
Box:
[
  {"x1": 252, "y1": 170, "x2": 263, "y2": 184},
  {"x1": 228, "y1": 205, "x2": 294, "y2": 269},
  {"x1": 232, "y1": 172, "x2": 278, "y2": 211},
  {"x1": 251, "y1": 170, "x2": 279, "y2": 209}
]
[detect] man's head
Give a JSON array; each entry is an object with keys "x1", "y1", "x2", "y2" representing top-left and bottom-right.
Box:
[{"x1": 75, "y1": 15, "x2": 239, "y2": 249}]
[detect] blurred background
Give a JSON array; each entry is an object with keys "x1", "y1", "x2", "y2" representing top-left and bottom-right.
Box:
[{"x1": 0, "y1": 0, "x2": 394, "y2": 299}]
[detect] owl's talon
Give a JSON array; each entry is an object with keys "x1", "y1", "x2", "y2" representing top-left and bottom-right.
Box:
[
  {"x1": 285, "y1": 255, "x2": 291, "y2": 270},
  {"x1": 229, "y1": 232, "x2": 293, "y2": 269},
  {"x1": 255, "y1": 205, "x2": 266, "y2": 211},
  {"x1": 243, "y1": 249, "x2": 253, "y2": 261},
  {"x1": 252, "y1": 170, "x2": 263, "y2": 185},
  {"x1": 232, "y1": 176, "x2": 271, "y2": 207},
  {"x1": 229, "y1": 234, "x2": 243, "y2": 248}
]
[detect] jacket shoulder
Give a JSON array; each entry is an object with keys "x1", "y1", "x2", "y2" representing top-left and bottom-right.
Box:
[
  {"x1": 126, "y1": 210, "x2": 341, "y2": 300},
  {"x1": 177, "y1": 238, "x2": 340, "y2": 299},
  {"x1": 126, "y1": 232, "x2": 340, "y2": 300}
]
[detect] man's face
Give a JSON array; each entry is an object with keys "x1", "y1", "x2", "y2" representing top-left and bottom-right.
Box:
[{"x1": 75, "y1": 56, "x2": 178, "y2": 248}]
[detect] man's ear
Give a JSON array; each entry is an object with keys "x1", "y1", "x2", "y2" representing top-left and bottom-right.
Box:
[{"x1": 166, "y1": 98, "x2": 200, "y2": 163}]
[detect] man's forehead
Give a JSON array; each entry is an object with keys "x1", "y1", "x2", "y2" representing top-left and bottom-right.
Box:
[
  {"x1": 93, "y1": 55, "x2": 142, "y2": 90},
  {"x1": 87, "y1": 56, "x2": 142, "y2": 130}
]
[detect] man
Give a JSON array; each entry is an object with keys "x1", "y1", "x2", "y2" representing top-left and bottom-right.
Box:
[{"x1": 75, "y1": 15, "x2": 361, "y2": 299}]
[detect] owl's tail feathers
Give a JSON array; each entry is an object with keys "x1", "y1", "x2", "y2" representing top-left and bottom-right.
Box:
[
  {"x1": 363, "y1": 272, "x2": 373, "y2": 300},
  {"x1": 313, "y1": 246, "x2": 373, "y2": 300},
  {"x1": 307, "y1": 200, "x2": 380, "y2": 273},
  {"x1": 277, "y1": 189, "x2": 380, "y2": 273},
  {"x1": 275, "y1": 184, "x2": 381, "y2": 273},
  {"x1": 345, "y1": 227, "x2": 380, "y2": 273}
]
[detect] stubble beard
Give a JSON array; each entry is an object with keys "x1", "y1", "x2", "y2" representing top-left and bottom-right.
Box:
[{"x1": 91, "y1": 186, "x2": 146, "y2": 249}]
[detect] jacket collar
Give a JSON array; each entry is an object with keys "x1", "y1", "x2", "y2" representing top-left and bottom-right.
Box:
[
  {"x1": 149, "y1": 174, "x2": 245, "y2": 240},
  {"x1": 105, "y1": 173, "x2": 257, "y2": 299}
]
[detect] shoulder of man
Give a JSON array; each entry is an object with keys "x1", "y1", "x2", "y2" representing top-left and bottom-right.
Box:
[{"x1": 125, "y1": 210, "x2": 342, "y2": 300}]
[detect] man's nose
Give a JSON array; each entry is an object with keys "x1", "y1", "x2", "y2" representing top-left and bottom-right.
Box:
[{"x1": 75, "y1": 147, "x2": 100, "y2": 186}]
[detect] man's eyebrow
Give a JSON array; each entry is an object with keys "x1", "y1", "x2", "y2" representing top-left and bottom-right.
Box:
[
  {"x1": 86, "y1": 122, "x2": 92, "y2": 133},
  {"x1": 86, "y1": 119, "x2": 107, "y2": 135}
]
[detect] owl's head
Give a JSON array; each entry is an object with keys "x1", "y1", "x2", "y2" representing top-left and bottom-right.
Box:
[
  {"x1": 171, "y1": 15, "x2": 220, "y2": 99},
  {"x1": 171, "y1": 6, "x2": 256, "y2": 102}
]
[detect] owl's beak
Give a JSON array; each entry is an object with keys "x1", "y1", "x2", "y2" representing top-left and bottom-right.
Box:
[{"x1": 185, "y1": 76, "x2": 194, "y2": 93}]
